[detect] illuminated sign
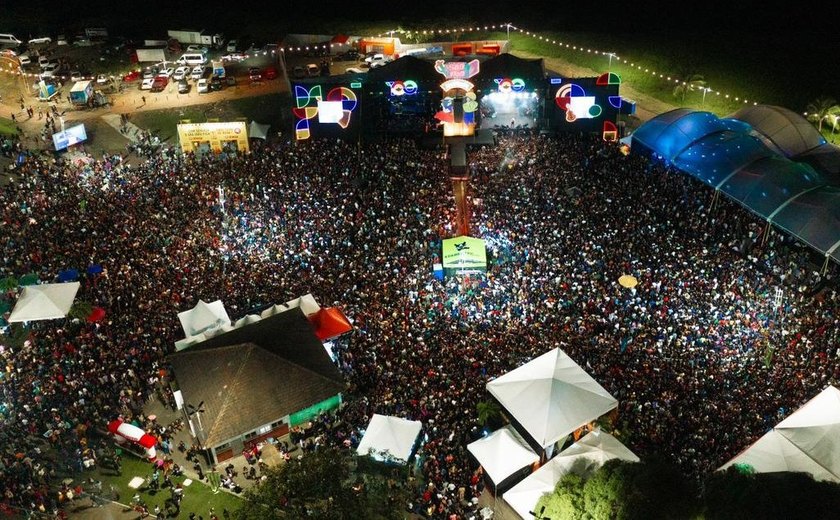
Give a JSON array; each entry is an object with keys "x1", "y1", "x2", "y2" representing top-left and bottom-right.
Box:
[
  {"x1": 555, "y1": 83, "x2": 602, "y2": 122},
  {"x1": 177, "y1": 122, "x2": 249, "y2": 154},
  {"x1": 550, "y1": 78, "x2": 562, "y2": 84},
  {"x1": 602, "y1": 120, "x2": 618, "y2": 141},
  {"x1": 434, "y1": 59, "x2": 480, "y2": 79},
  {"x1": 435, "y1": 78, "x2": 478, "y2": 136},
  {"x1": 350, "y1": 82, "x2": 362, "y2": 89},
  {"x1": 293, "y1": 85, "x2": 358, "y2": 140},
  {"x1": 386, "y1": 80, "x2": 418, "y2": 96},
  {"x1": 494, "y1": 77, "x2": 526, "y2": 93},
  {"x1": 52, "y1": 124, "x2": 87, "y2": 151}
]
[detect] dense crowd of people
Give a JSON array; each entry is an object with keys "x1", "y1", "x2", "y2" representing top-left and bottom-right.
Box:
[{"x1": 0, "y1": 131, "x2": 838, "y2": 518}]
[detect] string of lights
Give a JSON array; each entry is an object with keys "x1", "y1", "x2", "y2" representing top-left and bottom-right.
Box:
[
  {"x1": 0, "y1": 22, "x2": 757, "y2": 106},
  {"x1": 374, "y1": 22, "x2": 758, "y2": 106}
]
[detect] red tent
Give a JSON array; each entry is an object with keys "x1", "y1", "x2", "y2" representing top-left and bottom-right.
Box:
[{"x1": 309, "y1": 307, "x2": 353, "y2": 341}]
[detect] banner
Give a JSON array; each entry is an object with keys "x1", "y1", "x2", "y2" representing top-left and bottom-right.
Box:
[{"x1": 442, "y1": 236, "x2": 487, "y2": 271}]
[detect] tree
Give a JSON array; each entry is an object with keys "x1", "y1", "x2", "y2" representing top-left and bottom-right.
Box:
[
  {"x1": 806, "y1": 96, "x2": 840, "y2": 133},
  {"x1": 476, "y1": 399, "x2": 502, "y2": 428},
  {"x1": 704, "y1": 466, "x2": 840, "y2": 519},
  {"x1": 236, "y1": 447, "x2": 408, "y2": 520},
  {"x1": 535, "y1": 458, "x2": 699, "y2": 520},
  {"x1": 673, "y1": 72, "x2": 707, "y2": 104}
]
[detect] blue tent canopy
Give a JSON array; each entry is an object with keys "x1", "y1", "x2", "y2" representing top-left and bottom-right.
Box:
[{"x1": 632, "y1": 108, "x2": 840, "y2": 262}]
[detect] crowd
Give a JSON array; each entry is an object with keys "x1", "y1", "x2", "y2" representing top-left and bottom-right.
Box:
[{"x1": 0, "y1": 130, "x2": 838, "y2": 518}]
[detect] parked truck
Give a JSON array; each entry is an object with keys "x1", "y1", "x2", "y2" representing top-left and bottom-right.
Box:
[
  {"x1": 69, "y1": 80, "x2": 93, "y2": 105},
  {"x1": 211, "y1": 60, "x2": 225, "y2": 78},
  {"x1": 135, "y1": 47, "x2": 168, "y2": 63},
  {"x1": 167, "y1": 30, "x2": 224, "y2": 48}
]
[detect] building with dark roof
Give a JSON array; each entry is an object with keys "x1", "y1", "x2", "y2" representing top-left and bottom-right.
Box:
[{"x1": 168, "y1": 307, "x2": 345, "y2": 463}]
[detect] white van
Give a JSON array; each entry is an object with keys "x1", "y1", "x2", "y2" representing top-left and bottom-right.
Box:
[
  {"x1": 177, "y1": 53, "x2": 207, "y2": 66},
  {"x1": 0, "y1": 34, "x2": 22, "y2": 48}
]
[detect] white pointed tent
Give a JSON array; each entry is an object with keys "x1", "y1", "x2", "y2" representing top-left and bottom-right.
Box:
[
  {"x1": 467, "y1": 426, "x2": 539, "y2": 488},
  {"x1": 356, "y1": 414, "x2": 422, "y2": 464},
  {"x1": 259, "y1": 293, "x2": 322, "y2": 319},
  {"x1": 178, "y1": 300, "x2": 231, "y2": 337},
  {"x1": 487, "y1": 348, "x2": 618, "y2": 449},
  {"x1": 8, "y1": 282, "x2": 80, "y2": 322},
  {"x1": 249, "y1": 121, "x2": 271, "y2": 140},
  {"x1": 503, "y1": 430, "x2": 639, "y2": 520},
  {"x1": 719, "y1": 386, "x2": 840, "y2": 482}
]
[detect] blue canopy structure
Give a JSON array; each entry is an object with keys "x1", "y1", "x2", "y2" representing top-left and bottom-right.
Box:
[{"x1": 632, "y1": 108, "x2": 840, "y2": 264}]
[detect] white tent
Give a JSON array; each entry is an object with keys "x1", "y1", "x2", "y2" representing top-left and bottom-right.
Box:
[
  {"x1": 259, "y1": 293, "x2": 322, "y2": 319},
  {"x1": 8, "y1": 282, "x2": 80, "y2": 322},
  {"x1": 177, "y1": 300, "x2": 231, "y2": 337},
  {"x1": 467, "y1": 426, "x2": 539, "y2": 486},
  {"x1": 486, "y1": 348, "x2": 618, "y2": 448},
  {"x1": 234, "y1": 314, "x2": 262, "y2": 328},
  {"x1": 719, "y1": 386, "x2": 840, "y2": 482},
  {"x1": 356, "y1": 414, "x2": 422, "y2": 463},
  {"x1": 249, "y1": 121, "x2": 271, "y2": 140},
  {"x1": 503, "y1": 430, "x2": 638, "y2": 520}
]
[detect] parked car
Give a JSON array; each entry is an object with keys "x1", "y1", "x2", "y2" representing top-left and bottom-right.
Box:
[
  {"x1": 140, "y1": 77, "x2": 154, "y2": 90},
  {"x1": 96, "y1": 73, "x2": 109, "y2": 84},
  {"x1": 40, "y1": 63, "x2": 61, "y2": 78},
  {"x1": 221, "y1": 53, "x2": 246, "y2": 62},
  {"x1": 226, "y1": 39, "x2": 238, "y2": 52},
  {"x1": 38, "y1": 55, "x2": 52, "y2": 68},
  {"x1": 28, "y1": 37, "x2": 51, "y2": 46},
  {"x1": 157, "y1": 67, "x2": 174, "y2": 78},
  {"x1": 345, "y1": 67, "x2": 365, "y2": 74},
  {"x1": 292, "y1": 66, "x2": 305, "y2": 79},
  {"x1": 209, "y1": 76, "x2": 223, "y2": 91},
  {"x1": 248, "y1": 67, "x2": 262, "y2": 81},
  {"x1": 186, "y1": 45, "x2": 208, "y2": 53},
  {"x1": 262, "y1": 66, "x2": 277, "y2": 80},
  {"x1": 190, "y1": 65, "x2": 203, "y2": 80},
  {"x1": 73, "y1": 37, "x2": 92, "y2": 47},
  {"x1": 56, "y1": 35, "x2": 68, "y2": 46},
  {"x1": 177, "y1": 79, "x2": 190, "y2": 93},
  {"x1": 41, "y1": 61, "x2": 60, "y2": 74},
  {"x1": 173, "y1": 66, "x2": 188, "y2": 81},
  {"x1": 122, "y1": 70, "x2": 140, "y2": 82},
  {"x1": 306, "y1": 63, "x2": 320, "y2": 76},
  {"x1": 17, "y1": 54, "x2": 30, "y2": 65},
  {"x1": 336, "y1": 50, "x2": 359, "y2": 61},
  {"x1": 69, "y1": 71, "x2": 84, "y2": 82},
  {"x1": 150, "y1": 76, "x2": 168, "y2": 92},
  {"x1": 197, "y1": 78, "x2": 209, "y2": 93}
]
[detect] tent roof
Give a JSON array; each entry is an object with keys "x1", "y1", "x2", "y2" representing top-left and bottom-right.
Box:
[
  {"x1": 730, "y1": 105, "x2": 826, "y2": 158},
  {"x1": 8, "y1": 282, "x2": 80, "y2": 322},
  {"x1": 503, "y1": 430, "x2": 637, "y2": 519},
  {"x1": 248, "y1": 121, "x2": 270, "y2": 140},
  {"x1": 365, "y1": 55, "x2": 442, "y2": 84},
  {"x1": 474, "y1": 53, "x2": 545, "y2": 82},
  {"x1": 177, "y1": 299, "x2": 231, "y2": 337},
  {"x1": 467, "y1": 426, "x2": 539, "y2": 485},
  {"x1": 309, "y1": 307, "x2": 353, "y2": 341},
  {"x1": 168, "y1": 308, "x2": 345, "y2": 446},
  {"x1": 719, "y1": 386, "x2": 840, "y2": 482},
  {"x1": 487, "y1": 348, "x2": 617, "y2": 448},
  {"x1": 356, "y1": 414, "x2": 422, "y2": 463},
  {"x1": 633, "y1": 108, "x2": 840, "y2": 263}
]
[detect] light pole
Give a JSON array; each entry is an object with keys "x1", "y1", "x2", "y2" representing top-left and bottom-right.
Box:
[
  {"x1": 606, "y1": 52, "x2": 616, "y2": 73},
  {"x1": 506, "y1": 23, "x2": 511, "y2": 40},
  {"x1": 701, "y1": 86, "x2": 711, "y2": 107}
]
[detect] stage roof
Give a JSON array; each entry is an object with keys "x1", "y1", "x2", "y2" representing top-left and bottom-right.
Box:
[
  {"x1": 632, "y1": 108, "x2": 840, "y2": 263},
  {"x1": 474, "y1": 53, "x2": 545, "y2": 82},
  {"x1": 730, "y1": 105, "x2": 826, "y2": 158},
  {"x1": 366, "y1": 56, "x2": 441, "y2": 84}
]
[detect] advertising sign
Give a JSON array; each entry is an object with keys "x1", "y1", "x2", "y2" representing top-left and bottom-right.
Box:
[
  {"x1": 442, "y1": 236, "x2": 487, "y2": 272},
  {"x1": 176, "y1": 121, "x2": 249, "y2": 154}
]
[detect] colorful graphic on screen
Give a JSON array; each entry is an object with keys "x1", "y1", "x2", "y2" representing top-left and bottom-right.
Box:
[
  {"x1": 293, "y1": 85, "x2": 357, "y2": 140},
  {"x1": 554, "y1": 83, "x2": 602, "y2": 122},
  {"x1": 386, "y1": 80, "x2": 418, "y2": 96},
  {"x1": 435, "y1": 77, "x2": 478, "y2": 137},
  {"x1": 596, "y1": 72, "x2": 622, "y2": 85},
  {"x1": 494, "y1": 77, "x2": 526, "y2": 93}
]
